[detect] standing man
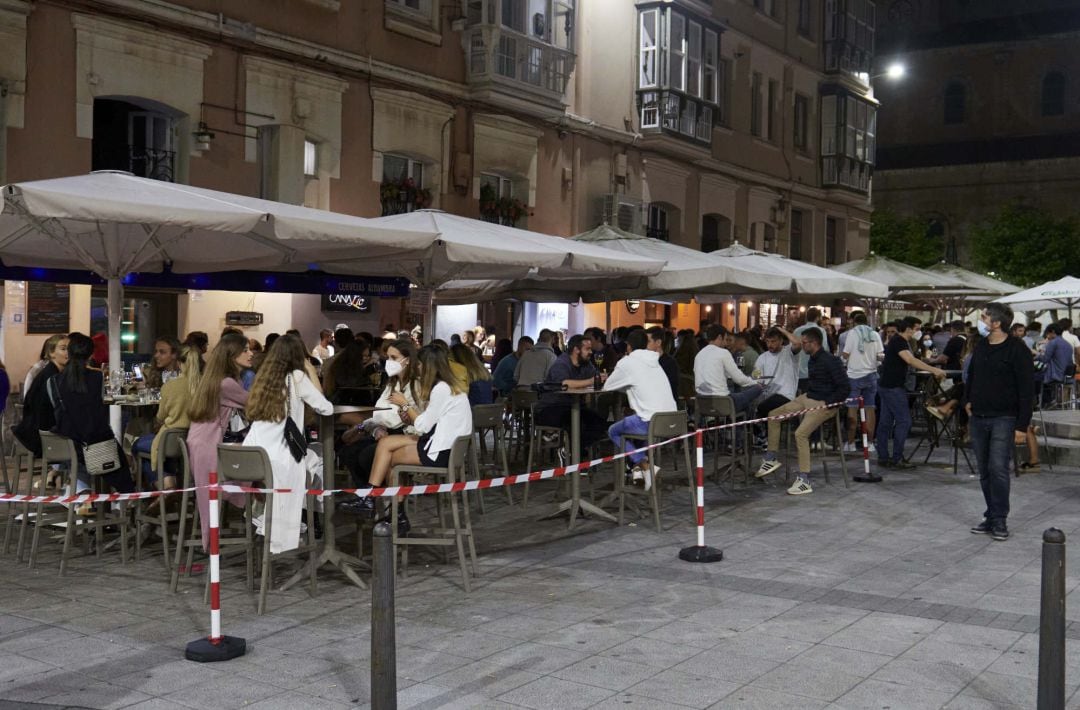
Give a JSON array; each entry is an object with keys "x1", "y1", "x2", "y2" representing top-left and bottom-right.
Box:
[
  {"x1": 604, "y1": 330, "x2": 677, "y2": 490},
  {"x1": 1056, "y1": 318, "x2": 1080, "y2": 364},
  {"x1": 794, "y1": 308, "x2": 828, "y2": 390},
  {"x1": 312, "y1": 329, "x2": 334, "y2": 362},
  {"x1": 841, "y1": 311, "x2": 882, "y2": 452},
  {"x1": 755, "y1": 329, "x2": 850, "y2": 495},
  {"x1": 694, "y1": 324, "x2": 763, "y2": 415},
  {"x1": 876, "y1": 316, "x2": 945, "y2": 469},
  {"x1": 967, "y1": 302, "x2": 1033, "y2": 541}
]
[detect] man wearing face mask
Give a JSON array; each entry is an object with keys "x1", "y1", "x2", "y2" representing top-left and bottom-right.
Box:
[
  {"x1": 965, "y1": 303, "x2": 1033, "y2": 541},
  {"x1": 877, "y1": 317, "x2": 946, "y2": 470}
]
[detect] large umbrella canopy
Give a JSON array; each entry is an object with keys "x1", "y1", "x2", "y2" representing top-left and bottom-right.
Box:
[
  {"x1": 0, "y1": 171, "x2": 437, "y2": 275},
  {"x1": 697, "y1": 243, "x2": 887, "y2": 300},
  {"x1": 438, "y1": 224, "x2": 790, "y2": 303},
  {"x1": 926, "y1": 263, "x2": 1019, "y2": 296},
  {"x1": 997, "y1": 275, "x2": 1080, "y2": 313},
  {"x1": 830, "y1": 253, "x2": 963, "y2": 294},
  {"x1": 348, "y1": 212, "x2": 665, "y2": 288}
]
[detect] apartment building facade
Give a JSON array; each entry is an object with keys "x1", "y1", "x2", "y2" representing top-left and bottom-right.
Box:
[{"x1": 0, "y1": 0, "x2": 875, "y2": 373}]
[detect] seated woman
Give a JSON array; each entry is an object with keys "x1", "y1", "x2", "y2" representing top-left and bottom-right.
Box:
[
  {"x1": 450, "y1": 343, "x2": 493, "y2": 405},
  {"x1": 186, "y1": 332, "x2": 252, "y2": 551},
  {"x1": 338, "y1": 339, "x2": 421, "y2": 515},
  {"x1": 360, "y1": 345, "x2": 473, "y2": 534},
  {"x1": 243, "y1": 334, "x2": 333, "y2": 553},
  {"x1": 130, "y1": 344, "x2": 201, "y2": 489},
  {"x1": 13, "y1": 334, "x2": 68, "y2": 481},
  {"x1": 324, "y1": 338, "x2": 381, "y2": 416},
  {"x1": 49, "y1": 333, "x2": 135, "y2": 507}
]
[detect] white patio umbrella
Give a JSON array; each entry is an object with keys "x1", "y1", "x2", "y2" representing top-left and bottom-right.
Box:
[
  {"x1": 997, "y1": 275, "x2": 1080, "y2": 316},
  {"x1": 0, "y1": 171, "x2": 439, "y2": 433},
  {"x1": 700, "y1": 243, "x2": 888, "y2": 299},
  {"x1": 899, "y1": 263, "x2": 1020, "y2": 319},
  {"x1": 830, "y1": 253, "x2": 963, "y2": 293}
]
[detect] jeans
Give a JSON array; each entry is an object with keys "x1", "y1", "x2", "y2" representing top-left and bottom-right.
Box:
[
  {"x1": 876, "y1": 386, "x2": 911, "y2": 463},
  {"x1": 534, "y1": 405, "x2": 609, "y2": 460},
  {"x1": 131, "y1": 434, "x2": 156, "y2": 483},
  {"x1": 970, "y1": 415, "x2": 1015, "y2": 523},
  {"x1": 608, "y1": 414, "x2": 650, "y2": 465},
  {"x1": 847, "y1": 373, "x2": 878, "y2": 409},
  {"x1": 731, "y1": 384, "x2": 764, "y2": 416}
]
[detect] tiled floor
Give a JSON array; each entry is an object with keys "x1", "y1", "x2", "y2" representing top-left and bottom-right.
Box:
[{"x1": 1, "y1": 444, "x2": 1078, "y2": 709}]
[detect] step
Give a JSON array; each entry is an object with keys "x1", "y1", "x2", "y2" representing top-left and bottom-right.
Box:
[
  {"x1": 1040, "y1": 435, "x2": 1080, "y2": 468},
  {"x1": 1037, "y1": 410, "x2": 1080, "y2": 440}
]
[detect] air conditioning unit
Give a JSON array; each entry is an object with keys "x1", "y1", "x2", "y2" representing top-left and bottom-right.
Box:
[{"x1": 599, "y1": 194, "x2": 644, "y2": 235}]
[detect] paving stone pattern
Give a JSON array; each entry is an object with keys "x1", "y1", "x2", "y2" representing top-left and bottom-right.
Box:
[{"x1": 1, "y1": 446, "x2": 1079, "y2": 709}]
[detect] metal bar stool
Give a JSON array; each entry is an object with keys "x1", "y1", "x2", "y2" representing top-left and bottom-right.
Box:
[
  {"x1": 470, "y1": 403, "x2": 514, "y2": 512},
  {"x1": 4, "y1": 438, "x2": 34, "y2": 557},
  {"x1": 695, "y1": 395, "x2": 752, "y2": 489},
  {"x1": 523, "y1": 402, "x2": 567, "y2": 508},
  {"x1": 134, "y1": 427, "x2": 189, "y2": 568}
]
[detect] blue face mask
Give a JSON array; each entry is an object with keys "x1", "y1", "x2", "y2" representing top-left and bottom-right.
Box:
[{"x1": 977, "y1": 320, "x2": 990, "y2": 337}]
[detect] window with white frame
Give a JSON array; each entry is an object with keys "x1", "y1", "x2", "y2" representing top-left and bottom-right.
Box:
[
  {"x1": 647, "y1": 204, "x2": 669, "y2": 241},
  {"x1": 640, "y1": 9, "x2": 659, "y2": 89},
  {"x1": 385, "y1": 0, "x2": 439, "y2": 40},
  {"x1": 381, "y1": 153, "x2": 429, "y2": 215},
  {"x1": 304, "y1": 139, "x2": 318, "y2": 177},
  {"x1": 821, "y1": 90, "x2": 875, "y2": 191},
  {"x1": 479, "y1": 173, "x2": 523, "y2": 226},
  {"x1": 386, "y1": 0, "x2": 432, "y2": 17},
  {"x1": 703, "y1": 30, "x2": 718, "y2": 104},
  {"x1": 669, "y1": 14, "x2": 686, "y2": 91}
]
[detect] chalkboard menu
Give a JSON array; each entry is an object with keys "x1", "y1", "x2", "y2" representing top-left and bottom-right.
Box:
[{"x1": 26, "y1": 282, "x2": 70, "y2": 334}]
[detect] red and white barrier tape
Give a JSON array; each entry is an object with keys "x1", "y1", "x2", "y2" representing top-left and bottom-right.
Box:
[{"x1": 0, "y1": 400, "x2": 852, "y2": 505}]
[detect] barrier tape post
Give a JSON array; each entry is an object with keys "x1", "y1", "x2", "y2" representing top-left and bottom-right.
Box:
[
  {"x1": 185, "y1": 470, "x2": 246, "y2": 663},
  {"x1": 852, "y1": 396, "x2": 881, "y2": 484},
  {"x1": 679, "y1": 430, "x2": 723, "y2": 564},
  {"x1": 371, "y1": 521, "x2": 397, "y2": 709}
]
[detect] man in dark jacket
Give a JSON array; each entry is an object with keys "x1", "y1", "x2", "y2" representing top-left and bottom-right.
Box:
[
  {"x1": 534, "y1": 335, "x2": 607, "y2": 460},
  {"x1": 755, "y1": 328, "x2": 850, "y2": 496},
  {"x1": 966, "y1": 302, "x2": 1033, "y2": 542}
]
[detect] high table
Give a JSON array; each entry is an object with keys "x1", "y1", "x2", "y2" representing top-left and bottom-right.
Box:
[
  {"x1": 907, "y1": 370, "x2": 964, "y2": 463},
  {"x1": 539, "y1": 387, "x2": 617, "y2": 530},
  {"x1": 281, "y1": 404, "x2": 376, "y2": 590}
]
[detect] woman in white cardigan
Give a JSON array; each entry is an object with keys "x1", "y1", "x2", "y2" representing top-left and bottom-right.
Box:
[
  {"x1": 366, "y1": 344, "x2": 472, "y2": 534},
  {"x1": 243, "y1": 334, "x2": 333, "y2": 554}
]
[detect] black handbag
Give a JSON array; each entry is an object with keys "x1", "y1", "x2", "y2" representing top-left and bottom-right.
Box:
[{"x1": 283, "y1": 375, "x2": 306, "y2": 463}]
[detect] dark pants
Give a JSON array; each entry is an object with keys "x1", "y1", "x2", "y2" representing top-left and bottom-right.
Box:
[
  {"x1": 338, "y1": 428, "x2": 404, "y2": 487},
  {"x1": 756, "y1": 394, "x2": 791, "y2": 420},
  {"x1": 970, "y1": 415, "x2": 1015, "y2": 523},
  {"x1": 534, "y1": 405, "x2": 608, "y2": 459},
  {"x1": 876, "y1": 386, "x2": 911, "y2": 463}
]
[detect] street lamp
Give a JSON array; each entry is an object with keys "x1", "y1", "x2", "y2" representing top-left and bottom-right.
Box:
[{"x1": 870, "y1": 62, "x2": 906, "y2": 81}]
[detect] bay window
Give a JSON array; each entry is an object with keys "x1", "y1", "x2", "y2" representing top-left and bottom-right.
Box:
[
  {"x1": 636, "y1": 3, "x2": 723, "y2": 145},
  {"x1": 821, "y1": 87, "x2": 876, "y2": 193}
]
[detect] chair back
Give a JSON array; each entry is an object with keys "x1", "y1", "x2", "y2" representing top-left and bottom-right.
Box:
[
  {"x1": 216, "y1": 444, "x2": 274, "y2": 484},
  {"x1": 39, "y1": 431, "x2": 78, "y2": 467},
  {"x1": 648, "y1": 411, "x2": 689, "y2": 441},
  {"x1": 510, "y1": 388, "x2": 538, "y2": 412},
  {"x1": 158, "y1": 427, "x2": 189, "y2": 461},
  {"x1": 695, "y1": 395, "x2": 736, "y2": 419},
  {"x1": 447, "y1": 435, "x2": 473, "y2": 475},
  {"x1": 471, "y1": 403, "x2": 504, "y2": 430}
]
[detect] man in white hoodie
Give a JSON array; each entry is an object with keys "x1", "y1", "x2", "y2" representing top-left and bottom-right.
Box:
[
  {"x1": 603, "y1": 329, "x2": 677, "y2": 490},
  {"x1": 841, "y1": 310, "x2": 883, "y2": 452}
]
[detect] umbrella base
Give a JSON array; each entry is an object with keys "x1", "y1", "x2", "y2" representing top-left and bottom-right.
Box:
[
  {"x1": 679, "y1": 545, "x2": 724, "y2": 563},
  {"x1": 185, "y1": 636, "x2": 246, "y2": 663}
]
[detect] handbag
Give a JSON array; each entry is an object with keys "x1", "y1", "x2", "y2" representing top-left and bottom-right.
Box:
[
  {"x1": 222, "y1": 411, "x2": 249, "y2": 444},
  {"x1": 83, "y1": 438, "x2": 123, "y2": 475},
  {"x1": 283, "y1": 374, "x2": 307, "y2": 463}
]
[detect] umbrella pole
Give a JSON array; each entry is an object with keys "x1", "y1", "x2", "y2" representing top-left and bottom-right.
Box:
[
  {"x1": 605, "y1": 297, "x2": 611, "y2": 333},
  {"x1": 107, "y1": 277, "x2": 123, "y2": 438}
]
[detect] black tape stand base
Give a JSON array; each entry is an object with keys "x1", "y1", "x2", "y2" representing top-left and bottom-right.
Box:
[{"x1": 185, "y1": 636, "x2": 247, "y2": 663}]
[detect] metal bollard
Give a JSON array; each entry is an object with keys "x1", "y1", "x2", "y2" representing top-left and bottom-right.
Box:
[
  {"x1": 371, "y1": 521, "x2": 397, "y2": 710},
  {"x1": 1038, "y1": 528, "x2": 1066, "y2": 710}
]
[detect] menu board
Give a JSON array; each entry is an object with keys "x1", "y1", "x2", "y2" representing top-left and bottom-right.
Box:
[{"x1": 26, "y1": 282, "x2": 70, "y2": 334}]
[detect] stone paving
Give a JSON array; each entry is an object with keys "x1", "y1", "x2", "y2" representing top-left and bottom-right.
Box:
[{"x1": 0, "y1": 442, "x2": 1079, "y2": 709}]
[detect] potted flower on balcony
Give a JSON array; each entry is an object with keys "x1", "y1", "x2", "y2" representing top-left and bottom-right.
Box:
[
  {"x1": 479, "y1": 183, "x2": 530, "y2": 226},
  {"x1": 380, "y1": 176, "x2": 432, "y2": 215}
]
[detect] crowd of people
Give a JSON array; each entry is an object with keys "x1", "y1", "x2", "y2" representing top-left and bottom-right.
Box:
[{"x1": 5, "y1": 301, "x2": 1073, "y2": 552}]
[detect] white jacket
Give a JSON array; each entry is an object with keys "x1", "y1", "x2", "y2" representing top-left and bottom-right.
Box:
[
  {"x1": 602, "y1": 349, "x2": 677, "y2": 422},
  {"x1": 694, "y1": 344, "x2": 755, "y2": 396}
]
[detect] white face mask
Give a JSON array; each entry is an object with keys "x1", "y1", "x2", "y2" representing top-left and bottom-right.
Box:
[
  {"x1": 913, "y1": 330, "x2": 923, "y2": 341},
  {"x1": 977, "y1": 321, "x2": 990, "y2": 337},
  {"x1": 385, "y1": 359, "x2": 404, "y2": 378}
]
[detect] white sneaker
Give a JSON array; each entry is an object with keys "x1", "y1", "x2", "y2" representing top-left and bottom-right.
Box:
[
  {"x1": 252, "y1": 514, "x2": 265, "y2": 537},
  {"x1": 842, "y1": 442, "x2": 856, "y2": 453},
  {"x1": 867, "y1": 443, "x2": 876, "y2": 453},
  {"x1": 641, "y1": 465, "x2": 658, "y2": 492},
  {"x1": 755, "y1": 459, "x2": 782, "y2": 478},
  {"x1": 787, "y1": 478, "x2": 813, "y2": 495}
]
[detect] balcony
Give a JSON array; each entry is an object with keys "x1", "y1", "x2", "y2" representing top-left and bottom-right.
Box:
[
  {"x1": 822, "y1": 156, "x2": 871, "y2": 193},
  {"x1": 637, "y1": 89, "x2": 715, "y2": 145}
]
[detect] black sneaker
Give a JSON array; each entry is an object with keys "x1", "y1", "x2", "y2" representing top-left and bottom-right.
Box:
[
  {"x1": 970, "y1": 519, "x2": 993, "y2": 535},
  {"x1": 892, "y1": 460, "x2": 916, "y2": 470},
  {"x1": 877, "y1": 459, "x2": 893, "y2": 469},
  {"x1": 338, "y1": 496, "x2": 376, "y2": 518},
  {"x1": 396, "y1": 513, "x2": 411, "y2": 537},
  {"x1": 991, "y1": 522, "x2": 1009, "y2": 541}
]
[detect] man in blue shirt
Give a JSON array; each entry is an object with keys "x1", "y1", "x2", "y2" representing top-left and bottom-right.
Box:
[{"x1": 1036, "y1": 324, "x2": 1073, "y2": 406}]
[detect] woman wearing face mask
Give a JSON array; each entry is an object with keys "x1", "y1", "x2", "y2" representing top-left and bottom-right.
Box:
[
  {"x1": 186, "y1": 332, "x2": 253, "y2": 550},
  {"x1": 337, "y1": 340, "x2": 422, "y2": 515}
]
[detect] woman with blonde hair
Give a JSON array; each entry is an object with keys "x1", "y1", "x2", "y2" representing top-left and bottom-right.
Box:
[
  {"x1": 450, "y1": 343, "x2": 493, "y2": 405},
  {"x1": 360, "y1": 345, "x2": 472, "y2": 533},
  {"x1": 243, "y1": 334, "x2": 332, "y2": 553},
  {"x1": 130, "y1": 344, "x2": 202, "y2": 489},
  {"x1": 186, "y1": 332, "x2": 252, "y2": 549}
]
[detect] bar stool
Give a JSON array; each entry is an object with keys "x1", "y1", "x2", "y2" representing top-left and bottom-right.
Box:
[
  {"x1": 39, "y1": 432, "x2": 132, "y2": 576},
  {"x1": 780, "y1": 409, "x2": 850, "y2": 489},
  {"x1": 524, "y1": 402, "x2": 567, "y2": 508},
  {"x1": 470, "y1": 403, "x2": 513, "y2": 512},
  {"x1": 216, "y1": 444, "x2": 317, "y2": 614},
  {"x1": 617, "y1": 411, "x2": 694, "y2": 530},
  {"x1": 4, "y1": 439, "x2": 34, "y2": 557},
  {"x1": 170, "y1": 438, "x2": 203, "y2": 592},
  {"x1": 391, "y1": 435, "x2": 477, "y2": 592},
  {"x1": 508, "y1": 389, "x2": 538, "y2": 461},
  {"x1": 695, "y1": 395, "x2": 752, "y2": 489},
  {"x1": 133, "y1": 427, "x2": 188, "y2": 568}
]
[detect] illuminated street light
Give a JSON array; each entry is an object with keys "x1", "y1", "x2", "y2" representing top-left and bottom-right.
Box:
[{"x1": 886, "y1": 62, "x2": 906, "y2": 79}]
